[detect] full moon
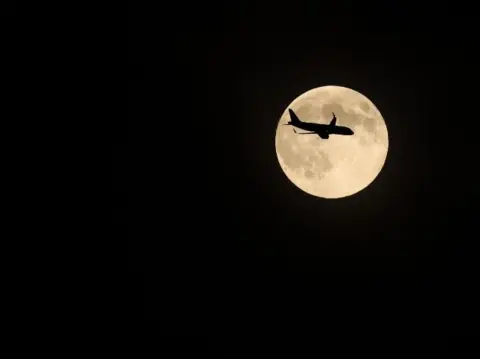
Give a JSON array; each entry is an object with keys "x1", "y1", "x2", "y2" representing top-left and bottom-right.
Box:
[{"x1": 275, "y1": 85, "x2": 389, "y2": 199}]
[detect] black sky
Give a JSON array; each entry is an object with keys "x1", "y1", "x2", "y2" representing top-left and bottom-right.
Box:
[
  {"x1": 0, "y1": 1, "x2": 15, "y2": 17},
  {"x1": 124, "y1": 2, "x2": 480, "y2": 336}
]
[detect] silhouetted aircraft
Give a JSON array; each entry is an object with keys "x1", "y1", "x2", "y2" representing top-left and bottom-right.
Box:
[{"x1": 284, "y1": 108, "x2": 354, "y2": 139}]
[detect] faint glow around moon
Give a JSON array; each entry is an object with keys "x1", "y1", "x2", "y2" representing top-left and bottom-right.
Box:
[{"x1": 275, "y1": 85, "x2": 389, "y2": 199}]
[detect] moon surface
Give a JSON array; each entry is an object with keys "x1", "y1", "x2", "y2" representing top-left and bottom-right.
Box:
[{"x1": 275, "y1": 85, "x2": 389, "y2": 199}]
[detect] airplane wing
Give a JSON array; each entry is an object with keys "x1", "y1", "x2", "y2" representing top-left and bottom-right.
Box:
[
  {"x1": 329, "y1": 112, "x2": 337, "y2": 126},
  {"x1": 293, "y1": 129, "x2": 316, "y2": 135}
]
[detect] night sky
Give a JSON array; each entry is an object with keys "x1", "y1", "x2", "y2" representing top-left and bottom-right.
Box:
[
  {"x1": 124, "y1": 2, "x2": 480, "y2": 337},
  {"x1": 0, "y1": 1, "x2": 15, "y2": 17}
]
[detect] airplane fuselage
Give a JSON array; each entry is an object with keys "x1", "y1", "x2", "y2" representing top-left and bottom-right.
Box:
[{"x1": 294, "y1": 121, "x2": 354, "y2": 136}]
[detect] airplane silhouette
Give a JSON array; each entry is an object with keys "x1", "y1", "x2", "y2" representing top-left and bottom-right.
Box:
[{"x1": 284, "y1": 108, "x2": 354, "y2": 139}]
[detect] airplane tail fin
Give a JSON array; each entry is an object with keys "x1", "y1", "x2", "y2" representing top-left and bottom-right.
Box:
[{"x1": 287, "y1": 109, "x2": 302, "y2": 125}]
